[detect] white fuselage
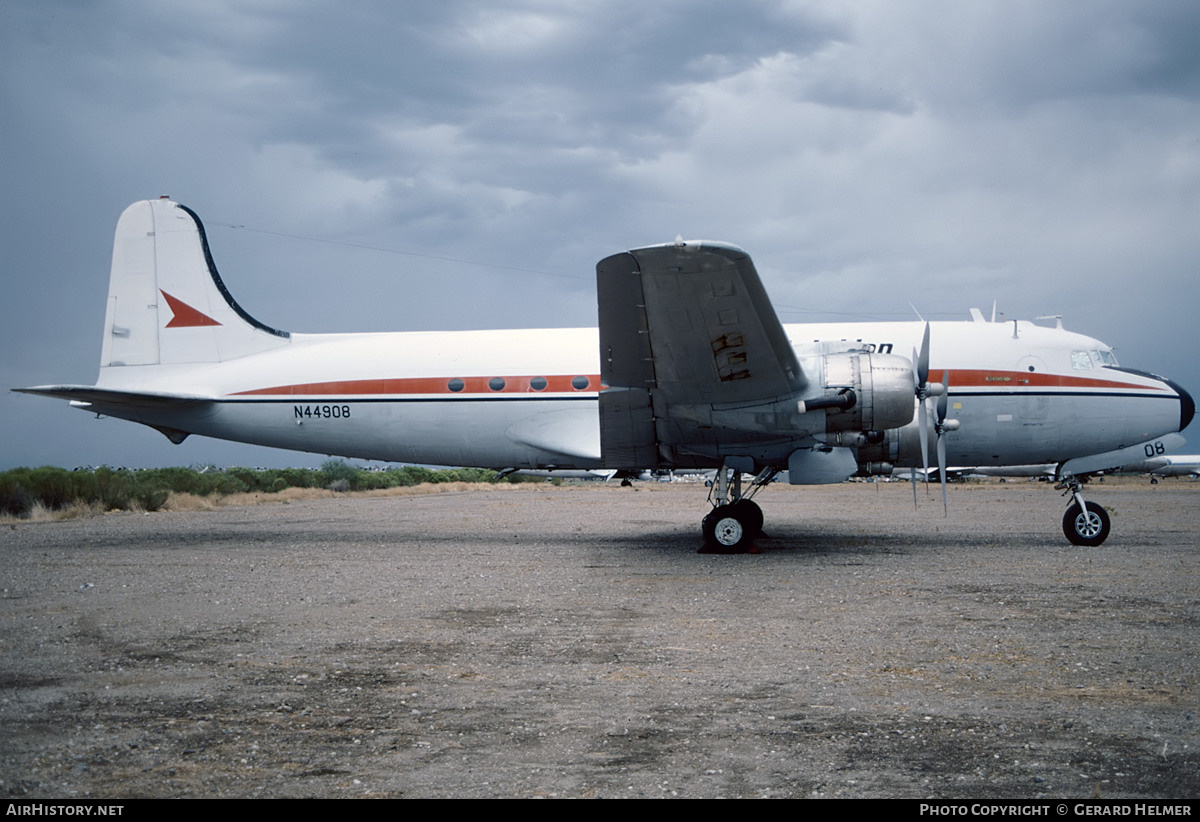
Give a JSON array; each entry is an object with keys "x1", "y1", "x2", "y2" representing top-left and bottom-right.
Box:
[{"x1": 89, "y1": 318, "x2": 1186, "y2": 471}]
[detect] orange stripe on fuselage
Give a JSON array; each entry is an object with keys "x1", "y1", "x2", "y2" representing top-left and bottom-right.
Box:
[
  {"x1": 230, "y1": 375, "x2": 605, "y2": 396},
  {"x1": 227, "y1": 369, "x2": 1156, "y2": 398},
  {"x1": 943, "y1": 369, "x2": 1163, "y2": 391}
]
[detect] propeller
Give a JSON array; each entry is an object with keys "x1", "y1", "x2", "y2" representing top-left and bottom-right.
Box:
[
  {"x1": 911, "y1": 325, "x2": 928, "y2": 508},
  {"x1": 911, "y1": 324, "x2": 939, "y2": 502},
  {"x1": 911, "y1": 324, "x2": 953, "y2": 511}
]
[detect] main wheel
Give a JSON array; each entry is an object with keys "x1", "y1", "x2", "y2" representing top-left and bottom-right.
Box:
[
  {"x1": 730, "y1": 499, "x2": 764, "y2": 536},
  {"x1": 1062, "y1": 502, "x2": 1110, "y2": 547},
  {"x1": 702, "y1": 505, "x2": 753, "y2": 553}
]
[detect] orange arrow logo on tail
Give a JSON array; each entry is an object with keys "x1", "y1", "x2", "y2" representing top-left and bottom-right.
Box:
[{"x1": 160, "y1": 290, "x2": 221, "y2": 328}]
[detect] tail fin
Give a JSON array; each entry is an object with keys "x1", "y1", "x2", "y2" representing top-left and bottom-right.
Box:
[{"x1": 100, "y1": 199, "x2": 290, "y2": 370}]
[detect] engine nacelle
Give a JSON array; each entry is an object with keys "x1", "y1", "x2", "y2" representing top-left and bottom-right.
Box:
[{"x1": 820, "y1": 352, "x2": 915, "y2": 433}]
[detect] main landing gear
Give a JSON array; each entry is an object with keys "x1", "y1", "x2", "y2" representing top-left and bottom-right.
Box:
[
  {"x1": 700, "y1": 466, "x2": 777, "y2": 553},
  {"x1": 1055, "y1": 475, "x2": 1111, "y2": 547}
]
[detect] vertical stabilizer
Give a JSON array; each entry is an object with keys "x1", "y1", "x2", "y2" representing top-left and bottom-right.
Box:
[{"x1": 99, "y1": 199, "x2": 290, "y2": 371}]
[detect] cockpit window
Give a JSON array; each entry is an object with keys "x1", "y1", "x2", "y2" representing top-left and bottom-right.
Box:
[
  {"x1": 1071, "y1": 351, "x2": 1093, "y2": 370},
  {"x1": 1094, "y1": 349, "x2": 1118, "y2": 367}
]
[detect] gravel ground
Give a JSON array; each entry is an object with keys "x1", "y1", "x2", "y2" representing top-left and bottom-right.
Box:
[{"x1": 1, "y1": 478, "x2": 1197, "y2": 799}]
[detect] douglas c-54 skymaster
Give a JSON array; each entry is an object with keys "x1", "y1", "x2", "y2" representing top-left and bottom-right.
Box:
[{"x1": 17, "y1": 199, "x2": 1194, "y2": 550}]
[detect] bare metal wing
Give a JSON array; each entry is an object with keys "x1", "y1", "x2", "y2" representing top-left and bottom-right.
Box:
[{"x1": 597, "y1": 240, "x2": 808, "y2": 469}]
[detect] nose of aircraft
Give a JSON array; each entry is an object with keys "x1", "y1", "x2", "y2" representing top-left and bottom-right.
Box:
[{"x1": 1169, "y1": 377, "x2": 1196, "y2": 432}]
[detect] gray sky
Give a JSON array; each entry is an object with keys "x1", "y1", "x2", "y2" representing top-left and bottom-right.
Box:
[{"x1": 3, "y1": 0, "x2": 1199, "y2": 469}]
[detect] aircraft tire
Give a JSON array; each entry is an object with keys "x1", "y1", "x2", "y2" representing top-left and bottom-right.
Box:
[
  {"x1": 730, "y1": 499, "x2": 764, "y2": 536},
  {"x1": 702, "y1": 505, "x2": 753, "y2": 553},
  {"x1": 1062, "y1": 502, "x2": 1110, "y2": 547}
]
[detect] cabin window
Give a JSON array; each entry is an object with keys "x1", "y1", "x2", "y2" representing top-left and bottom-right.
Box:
[
  {"x1": 448, "y1": 378, "x2": 465, "y2": 392},
  {"x1": 530, "y1": 376, "x2": 548, "y2": 391},
  {"x1": 571, "y1": 376, "x2": 590, "y2": 390},
  {"x1": 489, "y1": 377, "x2": 506, "y2": 391},
  {"x1": 1071, "y1": 351, "x2": 1093, "y2": 370}
]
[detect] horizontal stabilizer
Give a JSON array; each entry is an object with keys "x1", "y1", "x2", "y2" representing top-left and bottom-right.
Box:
[{"x1": 13, "y1": 385, "x2": 212, "y2": 407}]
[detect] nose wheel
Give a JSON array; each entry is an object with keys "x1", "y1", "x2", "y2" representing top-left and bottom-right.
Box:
[
  {"x1": 1062, "y1": 501, "x2": 1110, "y2": 546},
  {"x1": 1056, "y1": 475, "x2": 1111, "y2": 546}
]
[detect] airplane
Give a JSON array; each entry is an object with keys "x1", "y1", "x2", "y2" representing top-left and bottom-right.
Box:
[
  {"x1": 15, "y1": 198, "x2": 1195, "y2": 551},
  {"x1": 890, "y1": 464, "x2": 1057, "y2": 482},
  {"x1": 1118, "y1": 455, "x2": 1200, "y2": 482},
  {"x1": 505, "y1": 468, "x2": 619, "y2": 482}
]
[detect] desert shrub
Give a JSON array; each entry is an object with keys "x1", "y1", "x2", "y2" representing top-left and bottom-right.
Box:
[
  {"x1": 23, "y1": 467, "x2": 76, "y2": 509},
  {"x1": 133, "y1": 488, "x2": 170, "y2": 512},
  {"x1": 320, "y1": 458, "x2": 361, "y2": 491},
  {"x1": 138, "y1": 466, "x2": 204, "y2": 495},
  {"x1": 0, "y1": 462, "x2": 501, "y2": 517},
  {"x1": 280, "y1": 467, "x2": 317, "y2": 488},
  {"x1": 414, "y1": 466, "x2": 447, "y2": 484},
  {"x1": 225, "y1": 466, "x2": 263, "y2": 492},
  {"x1": 451, "y1": 467, "x2": 499, "y2": 483},
  {"x1": 209, "y1": 472, "x2": 250, "y2": 495},
  {"x1": 91, "y1": 467, "x2": 132, "y2": 510},
  {"x1": 0, "y1": 475, "x2": 35, "y2": 517}
]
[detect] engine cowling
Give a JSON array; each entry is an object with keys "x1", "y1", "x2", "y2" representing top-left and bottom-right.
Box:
[{"x1": 819, "y1": 352, "x2": 915, "y2": 433}]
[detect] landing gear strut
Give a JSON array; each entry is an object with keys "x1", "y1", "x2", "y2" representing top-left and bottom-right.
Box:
[
  {"x1": 1055, "y1": 475, "x2": 1111, "y2": 547},
  {"x1": 700, "y1": 466, "x2": 776, "y2": 553}
]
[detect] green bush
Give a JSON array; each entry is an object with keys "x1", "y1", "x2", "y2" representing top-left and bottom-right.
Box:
[
  {"x1": 24, "y1": 467, "x2": 75, "y2": 509},
  {"x1": 0, "y1": 462, "x2": 501, "y2": 517},
  {"x1": 319, "y1": 458, "x2": 360, "y2": 490},
  {"x1": 0, "y1": 475, "x2": 34, "y2": 517}
]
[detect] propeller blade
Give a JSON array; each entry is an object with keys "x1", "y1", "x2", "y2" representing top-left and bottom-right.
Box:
[
  {"x1": 917, "y1": 322, "x2": 930, "y2": 389},
  {"x1": 936, "y1": 370, "x2": 950, "y2": 516},
  {"x1": 918, "y1": 394, "x2": 930, "y2": 489},
  {"x1": 912, "y1": 325, "x2": 935, "y2": 503},
  {"x1": 937, "y1": 431, "x2": 948, "y2": 515}
]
